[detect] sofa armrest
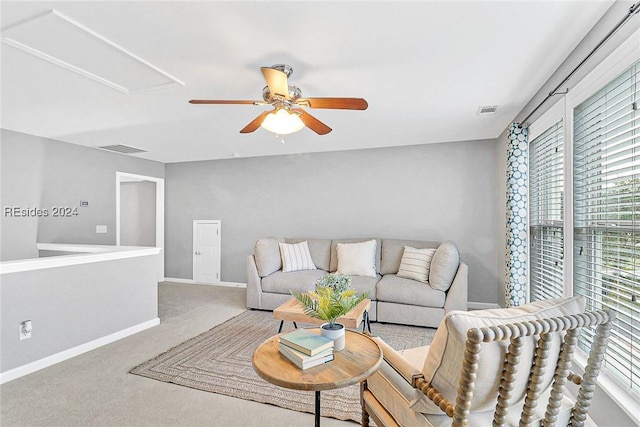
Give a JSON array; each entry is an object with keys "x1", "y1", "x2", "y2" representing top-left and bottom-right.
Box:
[
  {"x1": 246, "y1": 255, "x2": 262, "y2": 309},
  {"x1": 372, "y1": 336, "x2": 424, "y2": 387},
  {"x1": 444, "y1": 261, "x2": 468, "y2": 313}
]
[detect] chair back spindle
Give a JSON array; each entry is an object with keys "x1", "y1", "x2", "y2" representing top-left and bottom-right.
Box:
[{"x1": 453, "y1": 310, "x2": 614, "y2": 427}]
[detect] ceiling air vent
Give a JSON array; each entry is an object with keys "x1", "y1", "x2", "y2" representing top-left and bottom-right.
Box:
[
  {"x1": 97, "y1": 144, "x2": 147, "y2": 154},
  {"x1": 478, "y1": 105, "x2": 498, "y2": 115}
]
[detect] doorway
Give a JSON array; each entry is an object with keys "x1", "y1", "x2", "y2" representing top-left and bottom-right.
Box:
[
  {"x1": 116, "y1": 172, "x2": 165, "y2": 280},
  {"x1": 120, "y1": 180, "x2": 156, "y2": 246},
  {"x1": 193, "y1": 220, "x2": 221, "y2": 284}
]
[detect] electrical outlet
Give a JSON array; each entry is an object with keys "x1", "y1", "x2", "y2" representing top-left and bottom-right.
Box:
[
  {"x1": 96, "y1": 225, "x2": 107, "y2": 233},
  {"x1": 20, "y1": 320, "x2": 32, "y2": 340}
]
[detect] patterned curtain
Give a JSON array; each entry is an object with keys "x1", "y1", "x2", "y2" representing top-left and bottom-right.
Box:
[{"x1": 505, "y1": 123, "x2": 528, "y2": 307}]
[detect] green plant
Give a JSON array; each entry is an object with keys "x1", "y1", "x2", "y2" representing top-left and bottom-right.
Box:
[
  {"x1": 315, "y1": 273, "x2": 353, "y2": 293},
  {"x1": 292, "y1": 274, "x2": 368, "y2": 329}
]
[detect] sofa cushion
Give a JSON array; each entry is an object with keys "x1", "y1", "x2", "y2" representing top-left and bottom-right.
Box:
[
  {"x1": 377, "y1": 275, "x2": 445, "y2": 307},
  {"x1": 285, "y1": 238, "x2": 332, "y2": 271},
  {"x1": 330, "y1": 238, "x2": 380, "y2": 273},
  {"x1": 261, "y1": 269, "x2": 328, "y2": 294},
  {"x1": 336, "y1": 239, "x2": 377, "y2": 277},
  {"x1": 254, "y1": 237, "x2": 285, "y2": 277},
  {"x1": 411, "y1": 296, "x2": 586, "y2": 414},
  {"x1": 397, "y1": 246, "x2": 436, "y2": 283},
  {"x1": 278, "y1": 241, "x2": 317, "y2": 272},
  {"x1": 380, "y1": 239, "x2": 439, "y2": 275},
  {"x1": 428, "y1": 241, "x2": 460, "y2": 291},
  {"x1": 349, "y1": 274, "x2": 380, "y2": 298}
]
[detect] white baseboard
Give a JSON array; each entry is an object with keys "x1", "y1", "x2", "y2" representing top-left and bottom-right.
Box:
[
  {"x1": 468, "y1": 301, "x2": 501, "y2": 310},
  {"x1": 163, "y1": 278, "x2": 246, "y2": 288},
  {"x1": 0, "y1": 318, "x2": 160, "y2": 384}
]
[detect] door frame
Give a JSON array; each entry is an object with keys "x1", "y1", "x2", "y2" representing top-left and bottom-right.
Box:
[
  {"x1": 116, "y1": 171, "x2": 165, "y2": 280},
  {"x1": 192, "y1": 220, "x2": 221, "y2": 284}
]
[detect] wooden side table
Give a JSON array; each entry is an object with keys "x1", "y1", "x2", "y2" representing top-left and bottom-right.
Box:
[
  {"x1": 273, "y1": 298, "x2": 372, "y2": 334},
  {"x1": 252, "y1": 328, "x2": 382, "y2": 427}
]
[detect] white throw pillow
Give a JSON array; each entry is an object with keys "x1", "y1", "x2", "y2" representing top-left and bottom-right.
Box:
[
  {"x1": 409, "y1": 296, "x2": 586, "y2": 414},
  {"x1": 396, "y1": 246, "x2": 436, "y2": 283},
  {"x1": 278, "y1": 241, "x2": 317, "y2": 273},
  {"x1": 336, "y1": 239, "x2": 377, "y2": 277}
]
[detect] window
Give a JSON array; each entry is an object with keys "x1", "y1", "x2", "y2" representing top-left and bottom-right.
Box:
[
  {"x1": 573, "y1": 60, "x2": 640, "y2": 395},
  {"x1": 529, "y1": 119, "x2": 564, "y2": 302}
]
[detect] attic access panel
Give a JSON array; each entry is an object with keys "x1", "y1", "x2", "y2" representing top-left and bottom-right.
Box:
[{"x1": 2, "y1": 9, "x2": 184, "y2": 94}]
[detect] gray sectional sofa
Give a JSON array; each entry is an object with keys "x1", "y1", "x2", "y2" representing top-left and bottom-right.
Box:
[{"x1": 246, "y1": 237, "x2": 468, "y2": 327}]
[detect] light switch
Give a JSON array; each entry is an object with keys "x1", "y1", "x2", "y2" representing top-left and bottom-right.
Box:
[{"x1": 96, "y1": 225, "x2": 107, "y2": 233}]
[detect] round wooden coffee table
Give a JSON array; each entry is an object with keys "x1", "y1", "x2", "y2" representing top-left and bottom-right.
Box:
[{"x1": 252, "y1": 329, "x2": 382, "y2": 427}]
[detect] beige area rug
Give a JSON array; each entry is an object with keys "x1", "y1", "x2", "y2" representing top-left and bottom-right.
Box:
[{"x1": 130, "y1": 309, "x2": 436, "y2": 423}]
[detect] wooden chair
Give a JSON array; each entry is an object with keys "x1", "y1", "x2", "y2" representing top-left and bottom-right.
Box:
[{"x1": 360, "y1": 297, "x2": 614, "y2": 427}]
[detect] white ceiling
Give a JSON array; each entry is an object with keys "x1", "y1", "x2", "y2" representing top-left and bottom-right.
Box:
[{"x1": 1, "y1": 1, "x2": 614, "y2": 164}]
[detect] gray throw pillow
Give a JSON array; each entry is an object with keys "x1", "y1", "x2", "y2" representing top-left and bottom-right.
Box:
[
  {"x1": 254, "y1": 237, "x2": 285, "y2": 277},
  {"x1": 428, "y1": 241, "x2": 460, "y2": 291}
]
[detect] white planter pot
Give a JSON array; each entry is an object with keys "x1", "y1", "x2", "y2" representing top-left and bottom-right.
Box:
[{"x1": 320, "y1": 322, "x2": 345, "y2": 351}]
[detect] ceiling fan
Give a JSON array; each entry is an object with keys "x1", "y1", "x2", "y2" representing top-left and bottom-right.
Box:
[{"x1": 189, "y1": 64, "x2": 368, "y2": 136}]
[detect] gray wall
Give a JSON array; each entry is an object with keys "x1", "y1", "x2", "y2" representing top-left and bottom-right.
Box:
[
  {"x1": 1, "y1": 254, "x2": 159, "y2": 373},
  {"x1": 0, "y1": 129, "x2": 164, "y2": 261},
  {"x1": 166, "y1": 139, "x2": 501, "y2": 304},
  {"x1": 1, "y1": 131, "x2": 47, "y2": 260},
  {"x1": 120, "y1": 181, "x2": 156, "y2": 247}
]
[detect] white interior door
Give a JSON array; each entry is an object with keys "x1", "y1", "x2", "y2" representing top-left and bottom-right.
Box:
[{"x1": 193, "y1": 220, "x2": 221, "y2": 284}]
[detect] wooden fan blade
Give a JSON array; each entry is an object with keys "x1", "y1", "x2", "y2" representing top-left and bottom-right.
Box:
[
  {"x1": 295, "y1": 110, "x2": 332, "y2": 135},
  {"x1": 240, "y1": 111, "x2": 270, "y2": 133},
  {"x1": 189, "y1": 100, "x2": 259, "y2": 105},
  {"x1": 297, "y1": 97, "x2": 368, "y2": 110},
  {"x1": 261, "y1": 67, "x2": 289, "y2": 99}
]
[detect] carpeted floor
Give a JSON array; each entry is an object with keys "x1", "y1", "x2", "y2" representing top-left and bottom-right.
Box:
[{"x1": 130, "y1": 309, "x2": 436, "y2": 423}]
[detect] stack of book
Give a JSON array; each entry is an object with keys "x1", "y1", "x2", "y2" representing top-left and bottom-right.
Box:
[{"x1": 278, "y1": 329, "x2": 335, "y2": 370}]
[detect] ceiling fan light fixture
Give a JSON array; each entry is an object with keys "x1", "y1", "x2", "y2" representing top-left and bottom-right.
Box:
[
  {"x1": 260, "y1": 108, "x2": 304, "y2": 135},
  {"x1": 190, "y1": 64, "x2": 366, "y2": 135}
]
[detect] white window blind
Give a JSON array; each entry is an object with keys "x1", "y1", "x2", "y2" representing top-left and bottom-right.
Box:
[
  {"x1": 573, "y1": 59, "x2": 640, "y2": 396},
  {"x1": 530, "y1": 119, "x2": 564, "y2": 302}
]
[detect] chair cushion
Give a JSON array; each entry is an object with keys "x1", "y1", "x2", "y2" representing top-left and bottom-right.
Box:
[
  {"x1": 278, "y1": 241, "x2": 317, "y2": 272},
  {"x1": 428, "y1": 241, "x2": 460, "y2": 291},
  {"x1": 368, "y1": 364, "x2": 576, "y2": 427},
  {"x1": 412, "y1": 296, "x2": 586, "y2": 414},
  {"x1": 377, "y1": 275, "x2": 445, "y2": 308},
  {"x1": 397, "y1": 246, "x2": 436, "y2": 283},
  {"x1": 399, "y1": 345, "x2": 430, "y2": 371},
  {"x1": 336, "y1": 239, "x2": 378, "y2": 277},
  {"x1": 254, "y1": 237, "x2": 285, "y2": 277}
]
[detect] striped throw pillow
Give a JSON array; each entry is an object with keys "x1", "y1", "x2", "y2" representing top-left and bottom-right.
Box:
[
  {"x1": 397, "y1": 246, "x2": 436, "y2": 283},
  {"x1": 278, "y1": 241, "x2": 317, "y2": 273}
]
